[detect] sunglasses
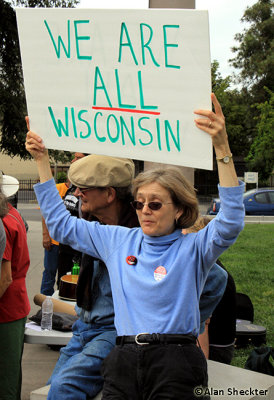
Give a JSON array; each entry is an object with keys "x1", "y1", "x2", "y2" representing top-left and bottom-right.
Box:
[
  {"x1": 76, "y1": 187, "x2": 100, "y2": 195},
  {"x1": 131, "y1": 200, "x2": 173, "y2": 211}
]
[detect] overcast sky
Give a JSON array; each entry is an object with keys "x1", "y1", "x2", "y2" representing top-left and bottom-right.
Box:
[{"x1": 78, "y1": 0, "x2": 257, "y2": 80}]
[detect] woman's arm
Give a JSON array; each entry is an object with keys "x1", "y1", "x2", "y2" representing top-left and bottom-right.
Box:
[
  {"x1": 194, "y1": 93, "x2": 238, "y2": 187},
  {"x1": 192, "y1": 95, "x2": 245, "y2": 271},
  {"x1": 34, "y1": 179, "x2": 129, "y2": 262},
  {"x1": 0, "y1": 220, "x2": 6, "y2": 267},
  {"x1": 0, "y1": 260, "x2": 13, "y2": 298}
]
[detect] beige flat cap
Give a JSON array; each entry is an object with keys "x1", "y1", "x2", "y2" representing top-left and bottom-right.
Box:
[{"x1": 68, "y1": 154, "x2": 135, "y2": 188}]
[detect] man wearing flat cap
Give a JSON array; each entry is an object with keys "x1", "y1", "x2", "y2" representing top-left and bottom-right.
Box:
[{"x1": 47, "y1": 155, "x2": 139, "y2": 400}]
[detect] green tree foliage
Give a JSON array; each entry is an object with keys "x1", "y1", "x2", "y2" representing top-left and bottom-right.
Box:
[
  {"x1": 229, "y1": 0, "x2": 274, "y2": 179},
  {"x1": 230, "y1": 0, "x2": 274, "y2": 101},
  {"x1": 10, "y1": 1, "x2": 79, "y2": 10},
  {"x1": 0, "y1": 0, "x2": 27, "y2": 159},
  {"x1": 211, "y1": 60, "x2": 253, "y2": 157},
  {"x1": 246, "y1": 88, "x2": 274, "y2": 180},
  {"x1": 211, "y1": 60, "x2": 231, "y2": 100},
  {"x1": 222, "y1": 89, "x2": 255, "y2": 158},
  {"x1": 0, "y1": 0, "x2": 79, "y2": 160}
]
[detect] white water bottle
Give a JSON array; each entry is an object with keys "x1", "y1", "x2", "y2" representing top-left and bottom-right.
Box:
[{"x1": 41, "y1": 296, "x2": 53, "y2": 331}]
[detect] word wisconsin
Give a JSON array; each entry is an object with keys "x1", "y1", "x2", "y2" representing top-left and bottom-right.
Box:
[{"x1": 48, "y1": 106, "x2": 181, "y2": 153}]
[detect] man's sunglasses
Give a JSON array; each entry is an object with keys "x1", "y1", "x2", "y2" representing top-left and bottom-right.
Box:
[
  {"x1": 76, "y1": 187, "x2": 100, "y2": 195},
  {"x1": 131, "y1": 200, "x2": 173, "y2": 211}
]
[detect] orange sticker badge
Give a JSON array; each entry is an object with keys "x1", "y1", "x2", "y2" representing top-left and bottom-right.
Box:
[{"x1": 154, "y1": 266, "x2": 167, "y2": 281}]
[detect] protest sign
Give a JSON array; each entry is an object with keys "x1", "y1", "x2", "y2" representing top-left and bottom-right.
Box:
[{"x1": 16, "y1": 8, "x2": 212, "y2": 169}]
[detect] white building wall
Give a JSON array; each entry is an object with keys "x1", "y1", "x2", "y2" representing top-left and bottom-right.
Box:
[
  {"x1": 0, "y1": 153, "x2": 39, "y2": 180},
  {"x1": 144, "y1": 161, "x2": 194, "y2": 184}
]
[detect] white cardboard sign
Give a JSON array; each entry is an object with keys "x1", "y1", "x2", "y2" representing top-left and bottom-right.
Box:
[{"x1": 16, "y1": 8, "x2": 212, "y2": 169}]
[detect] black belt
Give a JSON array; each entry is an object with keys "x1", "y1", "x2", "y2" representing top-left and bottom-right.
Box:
[{"x1": 116, "y1": 333, "x2": 197, "y2": 346}]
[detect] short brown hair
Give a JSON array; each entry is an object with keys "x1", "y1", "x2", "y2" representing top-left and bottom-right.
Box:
[
  {"x1": 186, "y1": 216, "x2": 211, "y2": 233},
  {"x1": 132, "y1": 167, "x2": 199, "y2": 229}
]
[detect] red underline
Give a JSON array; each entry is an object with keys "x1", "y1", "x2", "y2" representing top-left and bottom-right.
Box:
[{"x1": 92, "y1": 106, "x2": 160, "y2": 116}]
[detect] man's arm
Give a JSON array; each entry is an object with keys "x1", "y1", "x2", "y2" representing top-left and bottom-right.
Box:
[
  {"x1": 0, "y1": 260, "x2": 12, "y2": 298},
  {"x1": 42, "y1": 217, "x2": 52, "y2": 251},
  {"x1": 198, "y1": 319, "x2": 210, "y2": 359}
]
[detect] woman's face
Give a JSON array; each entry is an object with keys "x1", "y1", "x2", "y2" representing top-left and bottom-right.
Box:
[{"x1": 136, "y1": 182, "x2": 183, "y2": 237}]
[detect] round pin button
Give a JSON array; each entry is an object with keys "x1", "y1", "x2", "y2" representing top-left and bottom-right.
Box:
[
  {"x1": 154, "y1": 266, "x2": 167, "y2": 281},
  {"x1": 126, "y1": 256, "x2": 137, "y2": 265}
]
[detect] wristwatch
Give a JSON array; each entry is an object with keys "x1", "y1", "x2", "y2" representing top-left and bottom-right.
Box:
[{"x1": 216, "y1": 153, "x2": 233, "y2": 164}]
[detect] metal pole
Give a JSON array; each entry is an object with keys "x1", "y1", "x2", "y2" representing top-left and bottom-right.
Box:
[
  {"x1": 149, "y1": 0, "x2": 195, "y2": 9},
  {"x1": 145, "y1": 0, "x2": 196, "y2": 184}
]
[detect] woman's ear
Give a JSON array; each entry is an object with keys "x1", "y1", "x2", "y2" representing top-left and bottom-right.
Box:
[
  {"x1": 176, "y1": 208, "x2": 183, "y2": 221},
  {"x1": 175, "y1": 209, "x2": 183, "y2": 228}
]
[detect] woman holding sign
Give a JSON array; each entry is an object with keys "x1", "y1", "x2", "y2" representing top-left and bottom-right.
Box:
[{"x1": 25, "y1": 94, "x2": 244, "y2": 399}]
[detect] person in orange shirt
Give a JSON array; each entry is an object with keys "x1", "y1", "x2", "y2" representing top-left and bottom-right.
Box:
[{"x1": 40, "y1": 181, "x2": 69, "y2": 295}]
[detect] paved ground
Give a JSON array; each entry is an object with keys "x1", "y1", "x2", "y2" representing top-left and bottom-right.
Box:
[{"x1": 19, "y1": 204, "x2": 59, "y2": 400}]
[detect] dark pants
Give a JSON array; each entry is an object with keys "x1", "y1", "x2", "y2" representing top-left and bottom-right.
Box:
[
  {"x1": 0, "y1": 317, "x2": 26, "y2": 400},
  {"x1": 101, "y1": 343, "x2": 208, "y2": 400},
  {"x1": 41, "y1": 244, "x2": 59, "y2": 295},
  {"x1": 209, "y1": 344, "x2": 234, "y2": 365}
]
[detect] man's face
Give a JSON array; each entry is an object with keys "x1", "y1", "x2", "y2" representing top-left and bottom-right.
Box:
[
  {"x1": 74, "y1": 187, "x2": 108, "y2": 215},
  {"x1": 71, "y1": 153, "x2": 86, "y2": 164}
]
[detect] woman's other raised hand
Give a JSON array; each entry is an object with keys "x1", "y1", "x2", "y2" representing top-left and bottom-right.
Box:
[{"x1": 25, "y1": 116, "x2": 48, "y2": 161}]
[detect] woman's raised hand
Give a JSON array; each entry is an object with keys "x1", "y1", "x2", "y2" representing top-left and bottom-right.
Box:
[
  {"x1": 25, "y1": 116, "x2": 48, "y2": 161},
  {"x1": 194, "y1": 94, "x2": 238, "y2": 187},
  {"x1": 194, "y1": 93, "x2": 228, "y2": 149},
  {"x1": 25, "y1": 117, "x2": 52, "y2": 182}
]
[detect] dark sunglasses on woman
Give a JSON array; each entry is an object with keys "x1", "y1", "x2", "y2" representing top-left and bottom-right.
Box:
[{"x1": 131, "y1": 200, "x2": 173, "y2": 211}]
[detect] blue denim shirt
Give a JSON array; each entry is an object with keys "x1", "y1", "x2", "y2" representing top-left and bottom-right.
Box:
[
  {"x1": 75, "y1": 260, "x2": 115, "y2": 327},
  {"x1": 199, "y1": 263, "x2": 228, "y2": 333}
]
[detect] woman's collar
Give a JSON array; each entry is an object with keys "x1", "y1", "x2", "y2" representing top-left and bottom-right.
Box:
[{"x1": 143, "y1": 229, "x2": 182, "y2": 245}]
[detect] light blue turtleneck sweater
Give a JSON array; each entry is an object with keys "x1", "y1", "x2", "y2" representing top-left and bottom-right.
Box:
[{"x1": 35, "y1": 179, "x2": 245, "y2": 337}]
